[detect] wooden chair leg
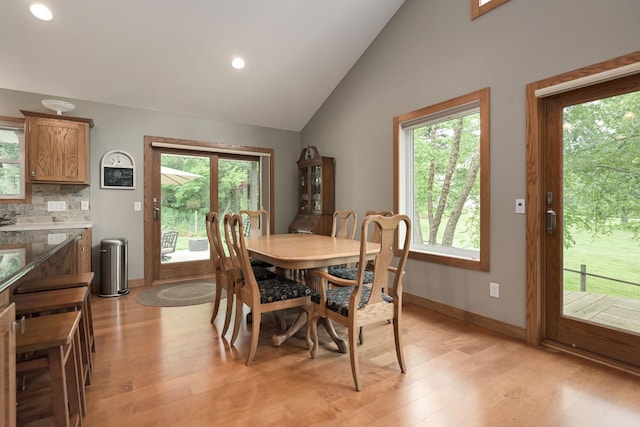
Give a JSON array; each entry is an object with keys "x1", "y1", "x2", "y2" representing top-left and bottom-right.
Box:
[
  {"x1": 48, "y1": 346, "x2": 71, "y2": 427},
  {"x1": 222, "y1": 291, "x2": 234, "y2": 336},
  {"x1": 309, "y1": 312, "x2": 320, "y2": 359},
  {"x1": 393, "y1": 317, "x2": 406, "y2": 373},
  {"x1": 210, "y1": 279, "x2": 223, "y2": 324},
  {"x1": 65, "y1": 336, "x2": 83, "y2": 421},
  {"x1": 73, "y1": 323, "x2": 87, "y2": 417},
  {"x1": 230, "y1": 299, "x2": 243, "y2": 346},
  {"x1": 246, "y1": 310, "x2": 261, "y2": 365},
  {"x1": 348, "y1": 324, "x2": 361, "y2": 391}
]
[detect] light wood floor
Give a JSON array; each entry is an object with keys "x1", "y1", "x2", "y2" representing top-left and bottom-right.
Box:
[{"x1": 61, "y1": 287, "x2": 640, "y2": 426}]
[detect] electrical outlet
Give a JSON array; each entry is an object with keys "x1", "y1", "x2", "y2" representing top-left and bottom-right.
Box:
[
  {"x1": 490, "y1": 282, "x2": 500, "y2": 298},
  {"x1": 47, "y1": 201, "x2": 66, "y2": 211},
  {"x1": 515, "y1": 198, "x2": 525, "y2": 214},
  {"x1": 81, "y1": 200, "x2": 90, "y2": 211},
  {"x1": 47, "y1": 233, "x2": 67, "y2": 245}
]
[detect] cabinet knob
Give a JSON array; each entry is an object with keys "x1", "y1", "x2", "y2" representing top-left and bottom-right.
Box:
[{"x1": 30, "y1": 171, "x2": 36, "y2": 177}]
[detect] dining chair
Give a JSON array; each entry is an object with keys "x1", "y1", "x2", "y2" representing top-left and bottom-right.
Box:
[
  {"x1": 225, "y1": 213, "x2": 313, "y2": 365},
  {"x1": 327, "y1": 210, "x2": 393, "y2": 283},
  {"x1": 205, "y1": 212, "x2": 235, "y2": 335},
  {"x1": 239, "y1": 209, "x2": 273, "y2": 268},
  {"x1": 331, "y1": 210, "x2": 358, "y2": 240},
  {"x1": 309, "y1": 213, "x2": 411, "y2": 391},
  {"x1": 239, "y1": 208, "x2": 269, "y2": 237},
  {"x1": 327, "y1": 210, "x2": 369, "y2": 281}
]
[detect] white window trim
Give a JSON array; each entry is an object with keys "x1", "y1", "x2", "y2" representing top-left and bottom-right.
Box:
[
  {"x1": 0, "y1": 120, "x2": 26, "y2": 200},
  {"x1": 394, "y1": 88, "x2": 490, "y2": 271}
]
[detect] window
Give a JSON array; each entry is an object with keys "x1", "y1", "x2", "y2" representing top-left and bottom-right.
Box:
[
  {"x1": 471, "y1": 0, "x2": 510, "y2": 20},
  {"x1": 394, "y1": 88, "x2": 490, "y2": 271},
  {"x1": 0, "y1": 116, "x2": 29, "y2": 203}
]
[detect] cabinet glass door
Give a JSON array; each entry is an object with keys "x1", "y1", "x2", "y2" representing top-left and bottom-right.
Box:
[
  {"x1": 311, "y1": 164, "x2": 322, "y2": 213},
  {"x1": 299, "y1": 165, "x2": 309, "y2": 212}
]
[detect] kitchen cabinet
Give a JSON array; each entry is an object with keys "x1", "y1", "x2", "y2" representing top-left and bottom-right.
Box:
[
  {"x1": 0, "y1": 303, "x2": 16, "y2": 427},
  {"x1": 21, "y1": 110, "x2": 94, "y2": 184},
  {"x1": 0, "y1": 227, "x2": 88, "y2": 427},
  {"x1": 76, "y1": 229, "x2": 92, "y2": 273},
  {"x1": 288, "y1": 146, "x2": 335, "y2": 235}
]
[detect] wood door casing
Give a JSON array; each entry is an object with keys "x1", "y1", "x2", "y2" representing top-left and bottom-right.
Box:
[
  {"x1": 543, "y1": 73, "x2": 640, "y2": 368},
  {"x1": 526, "y1": 51, "x2": 640, "y2": 372}
]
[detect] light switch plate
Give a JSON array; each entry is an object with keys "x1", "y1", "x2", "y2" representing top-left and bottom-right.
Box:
[
  {"x1": 81, "y1": 200, "x2": 90, "y2": 211},
  {"x1": 134, "y1": 202, "x2": 141, "y2": 211}
]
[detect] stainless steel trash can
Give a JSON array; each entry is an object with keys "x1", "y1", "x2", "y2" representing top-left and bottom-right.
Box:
[{"x1": 99, "y1": 238, "x2": 129, "y2": 297}]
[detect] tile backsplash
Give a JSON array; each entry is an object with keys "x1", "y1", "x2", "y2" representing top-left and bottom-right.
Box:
[{"x1": 2, "y1": 184, "x2": 90, "y2": 224}]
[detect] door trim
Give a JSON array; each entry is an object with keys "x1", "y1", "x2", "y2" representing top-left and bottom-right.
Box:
[
  {"x1": 525, "y1": 50, "x2": 640, "y2": 346},
  {"x1": 143, "y1": 135, "x2": 275, "y2": 287}
]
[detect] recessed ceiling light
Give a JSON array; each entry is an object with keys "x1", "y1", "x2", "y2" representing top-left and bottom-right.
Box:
[
  {"x1": 30, "y1": 4, "x2": 53, "y2": 21},
  {"x1": 231, "y1": 57, "x2": 245, "y2": 70}
]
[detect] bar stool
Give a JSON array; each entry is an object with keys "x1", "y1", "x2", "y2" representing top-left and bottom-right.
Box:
[
  {"x1": 13, "y1": 287, "x2": 93, "y2": 387},
  {"x1": 15, "y1": 272, "x2": 96, "y2": 353},
  {"x1": 16, "y1": 311, "x2": 84, "y2": 427}
]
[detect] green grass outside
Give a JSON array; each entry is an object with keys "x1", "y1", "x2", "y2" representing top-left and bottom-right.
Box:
[{"x1": 564, "y1": 227, "x2": 640, "y2": 299}]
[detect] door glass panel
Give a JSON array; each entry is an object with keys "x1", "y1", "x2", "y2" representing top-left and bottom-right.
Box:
[
  {"x1": 218, "y1": 158, "x2": 261, "y2": 215},
  {"x1": 562, "y1": 89, "x2": 640, "y2": 334},
  {"x1": 160, "y1": 153, "x2": 210, "y2": 264}
]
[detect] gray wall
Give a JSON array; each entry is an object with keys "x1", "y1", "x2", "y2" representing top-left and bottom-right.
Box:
[
  {"x1": 0, "y1": 88, "x2": 300, "y2": 280},
  {"x1": 300, "y1": 0, "x2": 640, "y2": 328}
]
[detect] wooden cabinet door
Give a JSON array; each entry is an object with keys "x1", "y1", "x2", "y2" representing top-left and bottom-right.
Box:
[
  {"x1": 77, "y1": 229, "x2": 92, "y2": 273},
  {"x1": 0, "y1": 303, "x2": 16, "y2": 427},
  {"x1": 26, "y1": 117, "x2": 90, "y2": 184}
]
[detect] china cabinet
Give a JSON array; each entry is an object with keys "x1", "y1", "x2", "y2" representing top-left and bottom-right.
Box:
[
  {"x1": 21, "y1": 110, "x2": 94, "y2": 184},
  {"x1": 288, "y1": 146, "x2": 335, "y2": 235}
]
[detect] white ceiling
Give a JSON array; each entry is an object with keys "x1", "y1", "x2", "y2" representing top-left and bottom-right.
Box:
[{"x1": 0, "y1": 1, "x2": 405, "y2": 131}]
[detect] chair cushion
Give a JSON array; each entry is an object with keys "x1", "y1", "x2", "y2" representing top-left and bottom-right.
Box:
[
  {"x1": 327, "y1": 265, "x2": 374, "y2": 284},
  {"x1": 311, "y1": 286, "x2": 393, "y2": 317},
  {"x1": 252, "y1": 266, "x2": 276, "y2": 281},
  {"x1": 257, "y1": 277, "x2": 312, "y2": 303}
]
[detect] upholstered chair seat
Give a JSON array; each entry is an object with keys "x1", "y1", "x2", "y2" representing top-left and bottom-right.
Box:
[{"x1": 311, "y1": 286, "x2": 392, "y2": 317}]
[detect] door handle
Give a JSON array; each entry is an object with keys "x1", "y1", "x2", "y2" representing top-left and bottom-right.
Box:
[
  {"x1": 153, "y1": 207, "x2": 160, "y2": 220},
  {"x1": 546, "y1": 209, "x2": 556, "y2": 234}
]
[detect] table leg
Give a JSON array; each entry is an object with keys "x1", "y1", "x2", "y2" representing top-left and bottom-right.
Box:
[
  {"x1": 271, "y1": 309, "x2": 307, "y2": 347},
  {"x1": 305, "y1": 268, "x2": 348, "y2": 354},
  {"x1": 320, "y1": 318, "x2": 348, "y2": 353}
]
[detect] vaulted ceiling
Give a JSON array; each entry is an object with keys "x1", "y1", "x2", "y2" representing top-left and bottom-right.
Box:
[{"x1": 1, "y1": 1, "x2": 405, "y2": 131}]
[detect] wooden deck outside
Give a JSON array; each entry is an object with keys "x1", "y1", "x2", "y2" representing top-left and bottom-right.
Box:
[{"x1": 564, "y1": 291, "x2": 640, "y2": 334}]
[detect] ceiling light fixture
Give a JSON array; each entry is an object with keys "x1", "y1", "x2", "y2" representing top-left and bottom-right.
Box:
[
  {"x1": 30, "y1": 4, "x2": 53, "y2": 21},
  {"x1": 231, "y1": 57, "x2": 245, "y2": 70}
]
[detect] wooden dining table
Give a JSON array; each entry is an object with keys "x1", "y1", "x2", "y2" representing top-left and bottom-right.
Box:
[{"x1": 246, "y1": 233, "x2": 380, "y2": 352}]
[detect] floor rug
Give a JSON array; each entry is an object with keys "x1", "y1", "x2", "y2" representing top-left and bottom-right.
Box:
[{"x1": 135, "y1": 281, "x2": 222, "y2": 307}]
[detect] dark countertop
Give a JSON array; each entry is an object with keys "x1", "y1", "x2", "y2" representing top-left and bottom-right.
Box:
[{"x1": 0, "y1": 228, "x2": 84, "y2": 294}]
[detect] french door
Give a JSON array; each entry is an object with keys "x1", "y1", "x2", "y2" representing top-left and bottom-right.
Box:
[
  {"x1": 145, "y1": 137, "x2": 267, "y2": 284},
  {"x1": 544, "y1": 73, "x2": 640, "y2": 367}
]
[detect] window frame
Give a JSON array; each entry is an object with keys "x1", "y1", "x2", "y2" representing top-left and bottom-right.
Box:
[
  {"x1": 0, "y1": 116, "x2": 30, "y2": 204},
  {"x1": 394, "y1": 88, "x2": 490, "y2": 271},
  {"x1": 471, "y1": 0, "x2": 510, "y2": 20}
]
